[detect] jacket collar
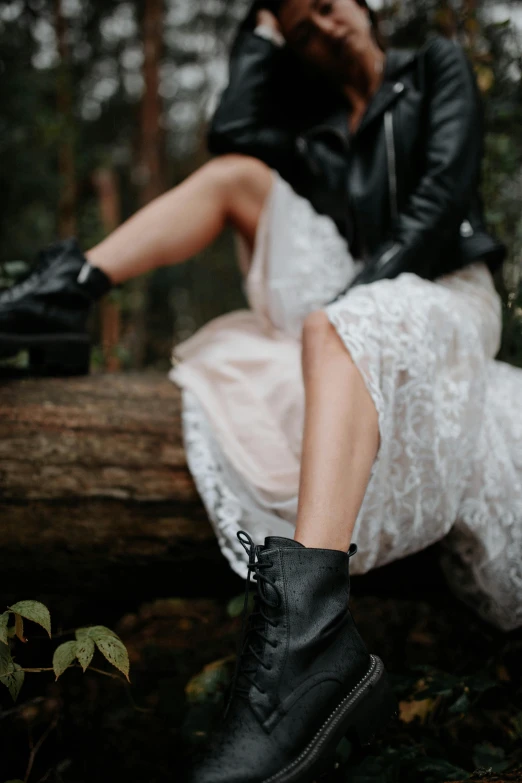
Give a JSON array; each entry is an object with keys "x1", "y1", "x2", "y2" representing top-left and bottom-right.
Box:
[
  {"x1": 303, "y1": 45, "x2": 418, "y2": 140},
  {"x1": 354, "y1": 46, "x2": 417, "y2": 135},
  {"x1": 383, "y1": 46, "x2": 418, "y2": 80}
]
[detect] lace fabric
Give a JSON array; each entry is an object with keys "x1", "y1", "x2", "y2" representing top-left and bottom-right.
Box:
[{"x1": 170, "y1": 170, "x2": 522, "y2": 632}]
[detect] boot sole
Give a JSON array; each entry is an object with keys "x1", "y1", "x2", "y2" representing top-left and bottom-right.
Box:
[
  {"x1": 0, "y1": 333, "x2": 91, "y2": 376},
  {"x1": 263, "y1": 655, "x2": 397, "y2": 783}
]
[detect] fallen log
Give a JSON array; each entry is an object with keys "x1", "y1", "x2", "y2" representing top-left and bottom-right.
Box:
[
  {"x1": 0, "y1": 372, "x2": 242, "y2": 603},
  {"x1": 0, "y1": 372, "x2": 447, "y2": 607}
]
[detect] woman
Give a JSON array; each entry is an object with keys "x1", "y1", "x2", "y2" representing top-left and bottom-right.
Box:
[{"x1": 1, "y1": 1, "x2": 521, "y2": 780}]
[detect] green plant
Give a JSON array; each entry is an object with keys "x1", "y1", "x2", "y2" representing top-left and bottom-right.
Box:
[{"x1": 0, "y1": 600, "x2": 130, "y2": 704}]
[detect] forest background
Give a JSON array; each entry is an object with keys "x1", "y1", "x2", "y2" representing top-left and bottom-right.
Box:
[
  {"x1": 1, "y1": 0, "x2": 522, "y2": 372},
  {"x1": 1, "y1": 2, "x2": 522, "y2": 781}
]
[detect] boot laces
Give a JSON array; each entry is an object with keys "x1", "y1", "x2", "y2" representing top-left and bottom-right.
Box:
[{"x1": 223, "y1": 530, "x2": 282, "y2": 718}]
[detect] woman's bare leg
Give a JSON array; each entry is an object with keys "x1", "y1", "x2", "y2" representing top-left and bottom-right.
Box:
[
  {"x1": 294, "y1": 311, "x2": 380, "y2": 552},
  {"x1": 85, "y1": 155, "x2": 272, "y2": 284}
]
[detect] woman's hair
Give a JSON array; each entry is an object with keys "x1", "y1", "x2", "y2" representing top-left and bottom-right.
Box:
[{"x1": 262, "y1": 0, "x2": 384, "y2": 50}]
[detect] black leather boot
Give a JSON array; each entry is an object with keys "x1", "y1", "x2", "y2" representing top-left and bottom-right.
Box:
[
  {"x1": 185, "y1": 531, "x2": 398, "y2": 783},
  {"x1": 0, "y1": 237, "x2": 113, "y2": 376}
]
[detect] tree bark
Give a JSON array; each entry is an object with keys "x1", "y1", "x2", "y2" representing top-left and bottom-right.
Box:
[
  {"x1": 0, "y1": 373, "x2": 241, "y2": 603},
  {"x1": 54, "y1": 0, "x2": 77, "y2": 238},
  {"x1": 0, "y1": 373, "x2": 446, "y2": 606},
  {"x1": 139, "y1": 0, "x2": 166, "y2": 206},
  {"x1": 92, "y1": 168, "x2": 122, "y2": 373},
  {"x1": 127, "y1": 0, "x2": 167, "y2": 370}
]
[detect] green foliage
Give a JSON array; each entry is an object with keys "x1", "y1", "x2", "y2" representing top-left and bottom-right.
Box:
[
  {"x1": 8, "y1": 600, "x2": 51, "y2": 637},
  {"x1": 226, "y1": 591, "x2": 254, "y2": 618},
  {"x1": 74, "y1": 635, "x2": 96, "y2": 673},
  {"x1": 0, "y1": 612, "x2": 9, "y2": 645},
  {"x1": 185, "y1": 656, "x2": 234, "y2": 705},
  {"x1": 76, "y1": 626, "x2": 130, "y2": 680},
  {"x1": 1, "y1": 600, "x2": 130, "y2": 703},
  {"x1": 1, "y1": 663, "x2": 25, "y2": 703},
  {"x1": 1, "y1": 0, "x2": 520, "y2": 370},
  {"x1": 0, "y1": 641, "x2": 14, "y2": 675},
  {"x1": 0, "y1": 642, "x2": 24, "y2": 702},
  {"x1": 53, "y1": 626, "x2": 129, "y2": 681},
  {"x1": 52, "y1": 640, "x2": 80, "y2": 679}
]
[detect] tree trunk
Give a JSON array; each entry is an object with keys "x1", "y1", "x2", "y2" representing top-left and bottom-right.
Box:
[
  {"x1": 92, "y1": 168, "x2": 122, "y2": 373},
  {"x1": 54, "y1": 0, "x2": 77, "y2": 238},
  {"x1": 139, "y1": 0, "x2": 166, "y2": 206},
  {"x1": 128, "y1": 0, "x2": 167, "y2": 370}
]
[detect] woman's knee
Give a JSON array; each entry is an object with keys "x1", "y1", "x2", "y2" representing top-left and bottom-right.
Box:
[
  {"x1": 204, "y1": 154, "x2": 272, "y2": 207},
  {"x1": 302, "y1": 310, "x2": 354, "y2": 370},
  {"x1": 201, "y1": 154, "x2": 272, "y2": 242},
  {"x1": 302, "y1": 310, "x2": 339, "y2": 349}
]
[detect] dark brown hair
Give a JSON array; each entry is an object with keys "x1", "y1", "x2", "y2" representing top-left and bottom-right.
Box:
[{"x1": 263, "y1": 0, "x2": 384, "y2": 49}]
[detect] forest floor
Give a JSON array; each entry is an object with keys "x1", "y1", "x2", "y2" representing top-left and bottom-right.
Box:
[{"x1": 1, "y1": 584, "x2": 521, "y2": 783}]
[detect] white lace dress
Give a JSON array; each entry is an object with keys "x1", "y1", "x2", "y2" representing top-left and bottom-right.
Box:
[{"x1": 169, "y1": 171, "x2": 522, "y2": 632}]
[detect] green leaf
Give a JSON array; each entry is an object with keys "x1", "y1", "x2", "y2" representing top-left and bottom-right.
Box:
[
  {"x1": 0, "y1": 612, "x2": 10, "y2": 645},
  {"x1": 2, "y1": 662, "x2": 24, "y2": 702},
  {"x1": 0, "y1": 643, "x2": 25, "y2": 702},
  {"x1": 448, "y1": 692, "x2": 470, "y2": 714},
  {"x1": 227, "y1": 592, "x2": 255, "y2": 618},
  {"x1": 75, "y1": 625, "x2": 118, "y2": 641},
  {"x1": 75, "y1": 637, "x2": 95, "y2": 673},
  {"x1": 511, "y1": 712, "x2": 522, "y2": 738},
  {"x1": 185, "y1": 658, "x2": 232, "y2": 704},
  {"x1": 92, "y1": 635, "x2": 129, "y2": 681},
  {"x1": 53, "y1": 641, "x2": 78, "y2": 680},
  {"x1": 227, "y1": 594, "x2": 247, "y2": 618},
  {"x1": 8, "y1": 601, "x2": 51, "y2": 637},
  {"x1": 0, "y1": 641, "x2": 13, "y2": 677},
  {"x1": 74, "y1": 626, "x2": 129, "y2": 680}
]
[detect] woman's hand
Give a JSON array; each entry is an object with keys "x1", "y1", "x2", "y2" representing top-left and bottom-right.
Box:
[{"x1": 256, "y1": 8, "x2": 282, "y2": 33}]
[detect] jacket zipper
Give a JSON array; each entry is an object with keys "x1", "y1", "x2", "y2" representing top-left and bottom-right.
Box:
[
  {"x1": 376, "y1": 110, "x2": 401, "y2": 269},
  {"x1": 384, "y1": 110, "x2": 399, "y2": 224},
  {"x1": 301, "y1": 121, "x2": 401, "y2": 266}
]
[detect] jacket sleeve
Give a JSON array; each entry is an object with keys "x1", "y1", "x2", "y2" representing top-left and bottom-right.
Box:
[
  {"x1": 348, "y1": 35, "x2": 483, "y2": 289},
  {"x1": 207, "y1": 31, "x2": 297, "y2": 170}
]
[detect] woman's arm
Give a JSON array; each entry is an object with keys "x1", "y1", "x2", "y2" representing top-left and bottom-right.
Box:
[
  {"x1": 207, "y1": 12, "x2": 297, "y2": 170},
  {"x1": 348, "y1": 35, "x2": 484, "y2": 288}
]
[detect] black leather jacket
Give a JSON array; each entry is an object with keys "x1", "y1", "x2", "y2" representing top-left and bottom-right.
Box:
[{"x1": 208, "y1": 18, "x2": 506, "y2": 291}]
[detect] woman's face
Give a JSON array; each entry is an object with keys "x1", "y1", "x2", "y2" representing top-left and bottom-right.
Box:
[{"x1": 278, "y1": 0, "x2": 375, "y2": 81}]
